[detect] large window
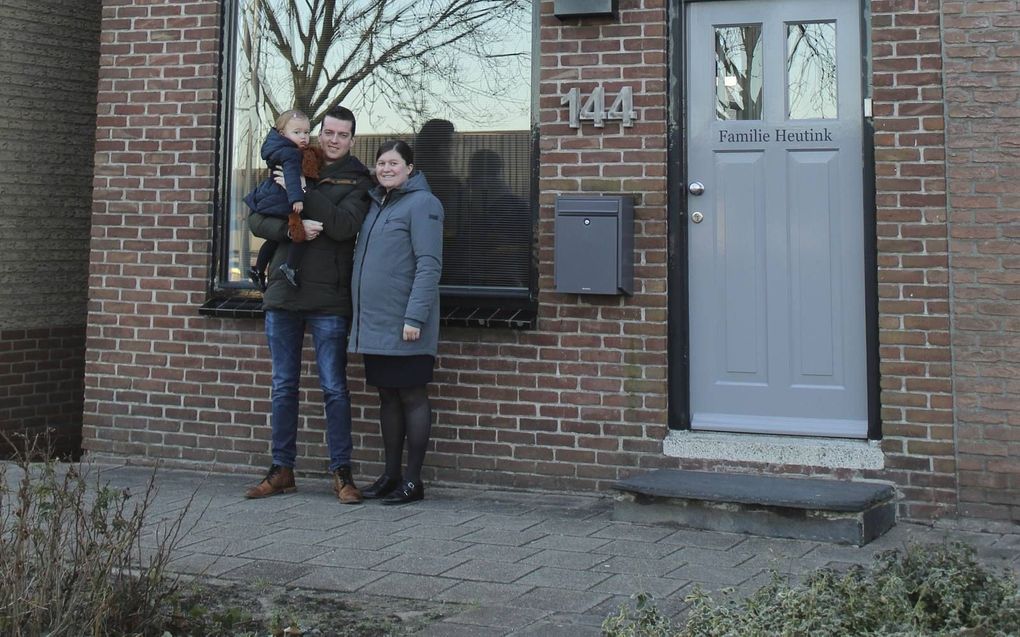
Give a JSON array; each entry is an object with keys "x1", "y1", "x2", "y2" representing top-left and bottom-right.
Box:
[{"x1": 210, "y1": 0, "x2": 537, "y2": 319}]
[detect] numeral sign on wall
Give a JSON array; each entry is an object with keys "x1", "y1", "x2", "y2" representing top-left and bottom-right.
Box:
[{"x1": 561, "y1": 86, "x2": 638, "y2": 128}]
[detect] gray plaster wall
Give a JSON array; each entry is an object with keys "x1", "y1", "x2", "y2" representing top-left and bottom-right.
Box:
[{"x1": 0, "y1": 0, "x2": 101, "y2": 330}]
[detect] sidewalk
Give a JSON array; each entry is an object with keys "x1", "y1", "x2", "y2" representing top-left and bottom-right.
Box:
[{"x1": 97, "y1": 464, "x2": 1020, "y2": 636}]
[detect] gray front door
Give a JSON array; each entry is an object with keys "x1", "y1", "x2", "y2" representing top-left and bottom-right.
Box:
[{"x1": 686, "y1": 0, "x2": 868, "y2": 437}]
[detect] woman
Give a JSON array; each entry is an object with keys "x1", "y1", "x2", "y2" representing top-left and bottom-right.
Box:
[{"x1": 350, "y1": 140, "x2": 444, "y2": 505}]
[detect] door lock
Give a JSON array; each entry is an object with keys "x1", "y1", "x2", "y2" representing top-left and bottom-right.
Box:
[
  {"x1": 688, "y1": 181, "x2": 705, "y2": 196},
  {"x1": 691, "y1": 211, "x2": 704, "y2": 223}
]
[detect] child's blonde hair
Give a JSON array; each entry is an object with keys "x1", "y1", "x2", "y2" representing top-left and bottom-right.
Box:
[{"x1": 275, "y1": 109, "x2": 310, "y2": 131}]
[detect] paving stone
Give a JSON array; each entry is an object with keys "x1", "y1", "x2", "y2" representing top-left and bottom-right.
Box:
[
  {"x1": 401, "y1": 510, "x2": 485, "y2": 527},
  {"x1": 436, "y1": 581, "x2": 533, "y2": 604},
  {"x1": 385, "y1": 536, "x2": 471, "y2": 556},
  {"x1": 239, "y1": 540, "x2": 332, "y2": 562},
  {"x1": 183, "y1": 536, "x2": 274, "y2": 557},
  {"x1": 592, "y1": 539, "x2": 680, "y2": 559},
  {"x1": 526, "y1": 519, "x2": 611, "y2": 536},
  {"x1": 452, "y1": 543, "x2": 543, "y2": 563},
  {"x1": 731, "y1": 536, "x2": 819, "y2": 558},
  {"x1": 591, "y1": 573, "x2": 688, "y2": 599},
  {"x1": 265, "y1": 515, "x2": 347, "y2": 531},
  {"x1": 392, "y1": 524, "x2": 482, "y2": 540},
  {"x1": 416, "y1": 621, "x2": 507, "y2": 637},
  {"x1": 596, "y1": 555, "x2": 682, "y2": 577},
  {"x1": 458, "y1": 528, "x2": 548, "y2": 547},
  {"x1": 305, "y1": 547, "x2": 397, "y2": 569},
  {"x1": 442, "y1": 559, "x2": 540, "y2": 583},
  {"x1": 515, "y1": 566, "x2": 611, "y2": 591},
  {"x1": 375, "y1": 553, "x2": 469, "y2": 576},
  {"x1": 168, "y1": 552, "x2": 253, "y2": 577},
  {"x1": 658, "y1": 528, "x2": 746, "y2": 550},
  {"x1": 262, "y1": 528, "x2": 337, "y2": 545},
  {"x1": 523, "y1": 534, "x2": 613, "y2": 552},
  {"x1": 359, "y1": 572, "x2": 459, "y2": 600},
  {"x1": 512, "y1": 587, "x2": 611, "y2": 613},
  {"x1": 316, "y1": 531, "x2": 403, "y2": 551},
  {"x1": 593, "y1": 521, "x2": 676, "y2": 542},
  {"x1": 286, "y1": 566, "x2": 387, "y2": 592},
  {"x1": 674, "y1": 547, "x2": 756, "y2": 568},
  {"x1": 446, "y1": 604, "x2": 552, "y2": 630},
  {"x1": 220, "y1": 560, "x2": 312, "y2": 585},
  {"x1": 508, "y1": 620, "x2": 603, "y2": 636},
  {"x1": 520, "y1": 549, "x2": 609, "y2": 570},
  {"x1": 468, "y1": 513, "x2": 543, "y2": 531},
  {"x1": 667, "y1": 563, "x2": 761, "y2": 587}
]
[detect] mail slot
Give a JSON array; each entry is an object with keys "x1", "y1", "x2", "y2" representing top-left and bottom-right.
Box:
[{"x1": 554, "y1": 195, "x2": 633, "y2": 295}]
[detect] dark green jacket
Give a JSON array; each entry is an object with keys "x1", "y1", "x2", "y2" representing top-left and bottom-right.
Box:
[{"x1": 249, "y1": 153, "x2": 372, "y2": 316}]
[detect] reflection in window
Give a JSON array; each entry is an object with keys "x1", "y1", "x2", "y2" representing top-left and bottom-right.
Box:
[
  {"x1": 222, "y1": 0, "x2": 534, "y2": 295},
  {"x1": 787, "y1": 22, "x2": 837, "y2": 120},
  {"x1": 715, "y1": 25, "x2": 763, "y2": 121}
]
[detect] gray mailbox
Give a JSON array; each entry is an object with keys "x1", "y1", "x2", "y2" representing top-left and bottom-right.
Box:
[{"x1": 554, "y1": 195, "x2": 633, "y2": 295}]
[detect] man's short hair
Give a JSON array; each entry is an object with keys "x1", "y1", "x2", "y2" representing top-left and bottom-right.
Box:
[{"x1": 322, "y1": 105, "x2": 356, "y2": 137}]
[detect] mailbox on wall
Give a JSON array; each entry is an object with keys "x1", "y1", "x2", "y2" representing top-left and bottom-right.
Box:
[{"x1": 554, "y1": 195, "x2": 634, "y2": 296}]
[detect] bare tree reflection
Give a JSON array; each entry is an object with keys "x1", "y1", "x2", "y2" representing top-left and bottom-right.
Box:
[
  {"x1": 715, "y1": 25, "x2": 763, "y2": 121},
  {"x1": 787, "y1": 22, "x2": 837, "y2": 119}
]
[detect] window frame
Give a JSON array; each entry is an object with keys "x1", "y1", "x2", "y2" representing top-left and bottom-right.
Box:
[{"x1": 202, "y1": 0, "x2": 539, "y2": 327}]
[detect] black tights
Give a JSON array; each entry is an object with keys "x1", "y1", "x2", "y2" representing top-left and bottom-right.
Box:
[{"x1": 377, "y1": 385, "x2": 431, "y2": 484}]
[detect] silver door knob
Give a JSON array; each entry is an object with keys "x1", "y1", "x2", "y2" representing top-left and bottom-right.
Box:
[
  {"x1": 691, "y1": 211, "x2": 704, "y2": 223},
  {"x1": 688, "y1": 181, "x2": 705, "y2": 196}
]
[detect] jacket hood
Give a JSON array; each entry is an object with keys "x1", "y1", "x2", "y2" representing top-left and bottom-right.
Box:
[
  {"x1": 260, "y1": 128, "x2": 300, "y2": 161},
  {"x1": 369, "y1": 170, "x2": 432, "y2": 204}
]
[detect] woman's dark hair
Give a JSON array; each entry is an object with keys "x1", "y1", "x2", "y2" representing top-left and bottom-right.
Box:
[{"x1": 375, "y1": 139, "x2": 414, "y2": 165}]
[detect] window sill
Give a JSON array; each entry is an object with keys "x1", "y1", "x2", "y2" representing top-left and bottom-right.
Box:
[
  {"x1": 440, "y1": 304, "x2": 536, "y2": 329},
  {"x1": 198, "y1": 295, "x2": 264, "y2": 319},
  {"x1": 198, "y1": 296, "x2": 537, "y2": 328}
]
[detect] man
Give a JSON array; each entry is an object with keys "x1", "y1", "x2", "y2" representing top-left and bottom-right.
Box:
[{"x1": 246, "y1": 105, "x2": 373, "y2": 504}]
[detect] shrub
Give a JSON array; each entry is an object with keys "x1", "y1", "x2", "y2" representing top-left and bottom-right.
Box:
[
  {"x1": 602, "y1": 542, "x2": 1020, "y2": 637},
  {"x1": 0, "y1": 454, "x2": 191, "y2": 636}
]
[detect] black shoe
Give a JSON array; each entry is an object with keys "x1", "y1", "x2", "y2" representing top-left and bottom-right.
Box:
[
  {"x1": 249, "y1": 266, "x2": 267, "y2": 291},
  {"x1": 362, "y1": 474, "x2": 401, "y2": 500},
  {"x1": 381, "y1": 480, "x2": 424, "y2": 505},
  {"x1": 279, "y1": 264, "x2": 299, "y2": 287}
]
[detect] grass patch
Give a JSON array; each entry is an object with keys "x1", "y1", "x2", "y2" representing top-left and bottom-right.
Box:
[{"x1": 603, "y1": 542, "x2": 1020, "y2": 637}]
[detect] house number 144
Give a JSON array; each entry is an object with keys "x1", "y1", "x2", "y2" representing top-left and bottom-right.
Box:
[{"x1": 561, "y1": 86, "x2": 637, "y2": 128}]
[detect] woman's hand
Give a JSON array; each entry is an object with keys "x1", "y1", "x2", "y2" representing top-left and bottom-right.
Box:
[
  {"x1": 402, "y1": 324, "x2": 421, "y2": 341},
  {"x1": 272, "y1": 168, "x2": 285, "y2": 188}
]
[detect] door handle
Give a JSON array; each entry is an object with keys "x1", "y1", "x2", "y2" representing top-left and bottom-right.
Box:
[{"x1": 688, "y1": 181, "x2": 705, "y2": 196}]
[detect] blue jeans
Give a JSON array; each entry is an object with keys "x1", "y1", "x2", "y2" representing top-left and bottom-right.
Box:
[{"x1": 265, "y1": 310, "x2": 352, "y2": 472}]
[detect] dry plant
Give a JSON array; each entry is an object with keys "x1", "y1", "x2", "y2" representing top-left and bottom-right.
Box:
[{"x1": 0, "y1": 440, "x2": 194, "y2": 636}]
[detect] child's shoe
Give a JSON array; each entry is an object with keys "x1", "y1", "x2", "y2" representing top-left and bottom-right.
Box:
[
  {"x1": 248, "y1": 266, "x2": 267, "y2": 291},
  {"x1": 279, "y1": 264, "x2": 299, "y2": 288}
]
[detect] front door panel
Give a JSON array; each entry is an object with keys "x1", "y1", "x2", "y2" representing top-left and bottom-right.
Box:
[{"x1": 687, "y1": 0, "x2": 868, "y2": 437}]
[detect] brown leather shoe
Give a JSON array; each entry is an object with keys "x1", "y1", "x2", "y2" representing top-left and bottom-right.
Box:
[
  {"x1": 332, "y1": 465, "x2": 362, "y2": 504},
  {"x1": 244, "y1": 464, "x2": 296, "y2": 499}
]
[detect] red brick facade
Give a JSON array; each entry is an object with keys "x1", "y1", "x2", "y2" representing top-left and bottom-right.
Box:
[
  {"x1": 77, "y1": 0, "x2": 1020, "y2": 522},
  {"x1": 942, "y1": 1, "x2": 1020, "y2": 521},
  {"x1": 0, "y1": 0, "x2": 99, "y2": 456}
]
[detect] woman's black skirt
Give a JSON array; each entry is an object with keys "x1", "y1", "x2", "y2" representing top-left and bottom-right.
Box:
[{"x1": 362, "y1": 354, "x2": 435, "y2": 388}]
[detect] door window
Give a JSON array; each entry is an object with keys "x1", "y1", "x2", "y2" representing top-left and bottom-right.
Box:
[
  {"x1": 786, "y1": 22, "x2": 838, "y2": 119},
  {"x1": 715, "y1": 25, "x2": 764, "y2": 120}
]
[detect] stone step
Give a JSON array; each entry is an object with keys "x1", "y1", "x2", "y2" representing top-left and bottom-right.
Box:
[{"x1": 612, "y1": 469, "x2": 897, "y2": 546}]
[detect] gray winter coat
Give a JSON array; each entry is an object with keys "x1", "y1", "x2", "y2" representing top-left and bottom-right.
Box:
[{"x1": 349, "y1": 171, "x2": 444, "y2": 356}]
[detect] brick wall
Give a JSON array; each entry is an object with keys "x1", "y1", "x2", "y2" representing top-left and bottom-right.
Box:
[
  {"x1": 942, "y1": 1, "x2": 1020, "y2": 522},
  {"x1": 83, "y1": 0, "x2": 1018, "y2": 522},
  {"x1": 413, "y1": 0, "x2": 672, "y2": 490},
  {"x1": 84, "y1": 0, "x2": 675, "y2": 490},
  {"x1": 870, "y1": 0, "x2": 956, "y2": 520},
  {"x1": 0, "y1": 0, "x2": 100, "y2": 453}
]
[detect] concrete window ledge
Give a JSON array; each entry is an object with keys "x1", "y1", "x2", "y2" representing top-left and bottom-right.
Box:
[{"x1": 663, "y1": 430, "x2": 885, "y2": 471}]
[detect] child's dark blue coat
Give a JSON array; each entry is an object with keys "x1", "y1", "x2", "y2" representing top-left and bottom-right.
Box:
[{"x1": 243, "y1": 128, "x2": 305, "y2": 217}]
